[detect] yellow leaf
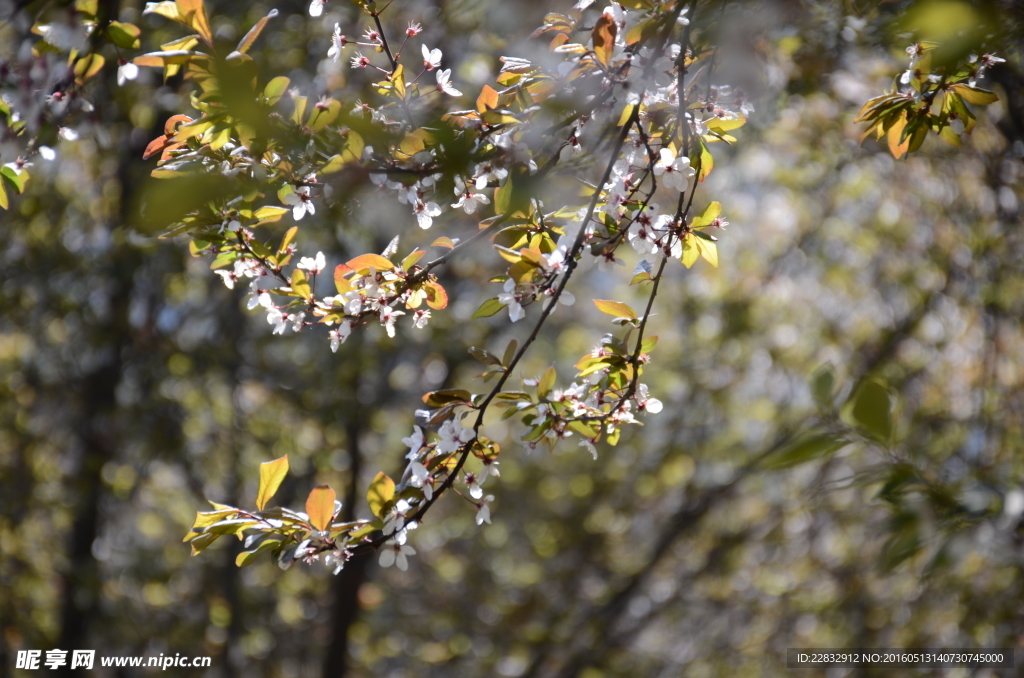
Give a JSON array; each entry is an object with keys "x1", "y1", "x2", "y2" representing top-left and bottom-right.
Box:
[
  {"x1": 305, "y1": 485, "x2": 336, "y2": 532},
  {"x1": 73, "y1": 53, "x2": 105, "y2": 85},
  {"x1": 367, "y1": 472, "x2": 395, "y2": 519},
  {"x1": 690, "y1": 201, "x2": 721, "y2": 229},
  {"x1": 681, "y1": 233, "x2": 699, "y2": 268},
  {"x1": 291, "y1": 268, "x2": 312, "y2": 300},
  {"x1": 593, "y1": 299, "x2": 637, "y2": 320},
  {"x1": 591, "y1": 14, "x2": 617, "y2": 67},
  {"x1": 695, "y1": 237, "x2": 718, "y2": 268},
  {"x1": 175, "y1": 0, "x2": 213, "y2": 44},
  {"x1": 256, "y1": 455, "x2": 289, "y2": 511},
  {"x1": 392, "y1": 64, "x2": 406, "y2": 99},
  {"x1": 476, "y1": 85, "x2": 499, "y2": 113},
  {"x1": 617, "y1": 103, "x2": 635, "y2": 127}
]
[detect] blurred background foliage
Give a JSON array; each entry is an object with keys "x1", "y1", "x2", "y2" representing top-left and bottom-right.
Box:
[{"x1": 2, "y1": 0, "x2": 1024, "y2": 676}]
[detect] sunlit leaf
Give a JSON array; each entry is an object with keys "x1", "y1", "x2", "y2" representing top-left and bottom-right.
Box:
[
  {"x1": 236, "y1": 8, "x2": 279, "y2": 54},
  {"x1": 256, "y1": 455, "x2": 289, "y2": 511},
  {"x1": 107, "y1": 22, "x2": 141, "y2": 49},
  {"x1": 366, "y1": 472, "x2": 395, "y2": 519},
  {"x1": 424, "y1": 282, "x2": 449, "y2": 309},
  {"x1": 591, "y1": 13, "x2": 617, "y2": 67},
  {"x1": 263, "y1": 76, "x2": 290, "y2": 106},
  {"x1": 950, "y1": 84, "x2": 997, "y2": 106},
  {"x1": 594, "y1": 299, "x2": 637, "y2": 320},
  {"x1": 346, "y1": 253, "x2": 394, "y2": 273},
  {"x1": 291, "y1": 269, "x2": 312, "y2": 300},
  {"x1": 305, "y1": 485, "x2": 336, "y2": 532},
  {"x1": 73, "y1": 53, "x2": 105, "y2": 85}
]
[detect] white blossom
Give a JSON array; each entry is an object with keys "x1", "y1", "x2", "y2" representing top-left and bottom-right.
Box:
[
  {"x1": 654, "y1": 148, "x2": 695, "y2": 192},
  {"x1": 308, "y1": 0, "x2": 325, "y2": 17},
  {"x1": 407, "y1": 461, "x2": 433, "y2": 500},
  {"x1": 402, "y1": 427, "x2": 426, "y2": 459},
  {"x1": 452, "y1": 177, "x2": 491, "y2": 214},
  {"x1": 436, "y1": 420, "x2": 474, "y2": 455},
  {"x1": 475, "y1": 494, "x2": 494, "y2": 525},
  {"x1": 267, "y1": 307, "x2": 288, "y2": 335},
  {"x1": 636, "y1": 383, "x2": 663, "y2": 413},
  {"x1": 413, "y1": 200, "x2": 442, "y2": 229},
  {"x1": 379, "y1": 304, "x2": 405, "y2": 337},
  {"x1": 378, "y1": 539, "x2": 416, "y2": 571},
  {"x1": 464, "y1": 470, "x2": 485, "y2": 499},
  {"x1": 421, "y1": 44, "x2": 442, "y2": 71},
  {"x1": 329, "y1": 321, "x2": 352, "y2": 352},
  {"x1": 215, "y1": 270, "x2": 236, "y2": 289},
  {"x1": 435, "y1": 69, "x2": 462, "y2": 97},
  {"x1": 284, "y1": 186, "x2": 315, "y2": 220},
  {"x1": 297, "y1": 251, "x2": 326, "y2": 274},
  {"x1": 328, "y1": 24, "x2": 346, "y2": 62},
  {"x1": 498, "y1": 278, "x2": 525, "y2": 322},
  {"x1": 117, "y1": 61, "x2": 139, "y2": 87},
  {"x1": 412, "y1": 309, "x2": 431, "y2": 329}
]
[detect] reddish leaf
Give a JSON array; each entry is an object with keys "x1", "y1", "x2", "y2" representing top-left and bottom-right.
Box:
[
  {"x1": 424, "y1": 282, "x2": 449, "y2": 309},
  {"x1": 346, "y1": 253, "x2": 394, "y2": 272},
  {"x1": 305, "y1": 485, "x2": 336, "y2": 532}
]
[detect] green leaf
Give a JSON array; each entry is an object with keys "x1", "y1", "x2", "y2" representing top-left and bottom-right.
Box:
[
  {"x1": 1, "y1": 166, "x2": 28, "y2": 193},
  {"x1": 538, "y1": 366, "x2": 556, "y2": 399},
  {"x1": 848, "y1": 380, "x2": 893, "y2": 442},
  {"x1": 594, "y1": 299, "x2": 637, "y2": 320},
  {"x1": 107, "y1": 21, "x2": 141, "y2": 49},
  {"x1": 494, "y1": 175, "x2": 512, "y2": 215},
  {"x1": 402, "y1": 249, "x2": 425, "y2": 271},
  {"x1": 0, "y1": 178, "x2": 8, "y2": 210},
  {"x1": 473, "y1": 297, "x2": 506, "y2": 319},
  {"x1": 291, "y1": 94, "x2": 308, "y2": 125},
  {"x1": 762, "y1": 433, "x2": 848, "y2": 470},
  {"x1": 639, "y1": 335, "x2": 658, "y2": 354},
  {"x1": 236, "y1": 8, "x2": 279, "y2": 54},
  {"x1": 469, "y1": 347, "x2": 502, "y2": 366},
  {"x1": 235, "y1": 536, "x2": 284, "y2": 567},
  {"x1": 810, "y1": 363, "x2": 836, "y2": 410},
  {"x1": 950, "y1": 84, "x2": 998, "y2": 106},
  {"x1": 367, "y1": 472, "x2": 395, "y2": 519},
  {"x1": 256, "y1": 455, "x2": 289, "y2": 511},
  {"x1": 305, "y1": 485, "x2": 336, "y2": 532},
  {"x1": 502, "y1": 339, "x2": 518, "y2": 367},
  {"x1": 308, "y1": 98, "x2": 341, "y2": 133},
  {"x1": 263, "y1": 76, "x2": 290, "y2": 106}
]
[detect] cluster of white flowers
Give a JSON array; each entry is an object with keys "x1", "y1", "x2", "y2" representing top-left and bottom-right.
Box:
[{"x1": 376, "y1": 420, "x2": 490, "y2": 570}]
